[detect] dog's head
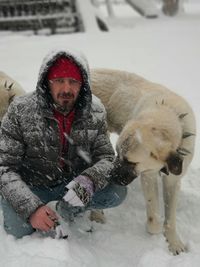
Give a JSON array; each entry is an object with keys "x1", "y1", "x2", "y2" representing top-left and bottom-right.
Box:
[{"x1": 113, "y1": 119, "x2": 185, "y2": 185}]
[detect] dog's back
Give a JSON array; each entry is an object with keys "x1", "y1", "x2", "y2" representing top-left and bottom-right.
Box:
[{"x1": 91, "y1": 69, "x2": 196, "y2": 142}]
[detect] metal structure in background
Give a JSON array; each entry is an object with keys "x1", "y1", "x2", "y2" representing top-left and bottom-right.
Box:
[
  {"x1": 162, "y1": 0, "x2": 180, "y2": 16},
  {"x1": 125, "y1": 0, "x2": 158, "y2": 18},
  {"x1": 0, "y1": 0, "x2": 82, "y2": 34}
]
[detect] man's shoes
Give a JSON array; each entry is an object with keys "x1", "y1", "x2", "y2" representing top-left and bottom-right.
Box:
[{"x1": 89, "y1": 210, "x2": 106, "y2": 224}]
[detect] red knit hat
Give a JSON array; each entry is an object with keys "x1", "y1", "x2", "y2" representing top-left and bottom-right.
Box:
[{"x1": 47, "y1": 57, "x2": 83, "y2": 82}]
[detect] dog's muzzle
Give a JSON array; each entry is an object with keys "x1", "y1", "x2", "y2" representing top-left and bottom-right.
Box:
[{"x1": 110, "y1": 157, "x2": 138, "y2": 186}]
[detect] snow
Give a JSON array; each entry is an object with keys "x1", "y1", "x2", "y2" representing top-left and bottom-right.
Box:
[{"x1": 0, "y1": 3, "x2": 200, "y2": 267}]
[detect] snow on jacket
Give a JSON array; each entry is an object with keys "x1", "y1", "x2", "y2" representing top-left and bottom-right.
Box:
[{"x1": 0, "y1": 48, "x2": 115, "y2": 221}]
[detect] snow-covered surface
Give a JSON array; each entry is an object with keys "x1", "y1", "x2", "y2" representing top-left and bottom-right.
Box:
[{"x1": 0, "y1": 3, "x2": 200, "y2": 267}]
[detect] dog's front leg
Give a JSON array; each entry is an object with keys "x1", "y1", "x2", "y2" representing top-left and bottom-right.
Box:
[
  {"x1": 141, "y1": 171, "x2": 162, "y2": 234},
  {"x1": 163, "y1": 175, "x2": 186, "y2": 255}
]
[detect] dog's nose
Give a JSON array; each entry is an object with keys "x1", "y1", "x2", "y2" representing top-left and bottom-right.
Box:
[{"x1": 110, "y1": 157, "x2": 138, "y2": 186}]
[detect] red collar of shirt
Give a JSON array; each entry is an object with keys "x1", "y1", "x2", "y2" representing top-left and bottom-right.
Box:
[{"x1": 53, "y1": 109, "x2": 75, "y2": 149}]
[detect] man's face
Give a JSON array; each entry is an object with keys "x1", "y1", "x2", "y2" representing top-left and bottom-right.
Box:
[{"x1": 49, "y1": 77, "x2": 82, "y2": 113}]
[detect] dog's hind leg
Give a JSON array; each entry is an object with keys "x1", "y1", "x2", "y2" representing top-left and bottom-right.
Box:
[
  {"x1": 162, "y1": 175, "x2": 186, "y2": 255},
  {"x1": 141, "y1": 171, "x2": 162, "y2": 234}
]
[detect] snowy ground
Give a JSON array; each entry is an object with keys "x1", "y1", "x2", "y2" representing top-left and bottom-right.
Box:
[{"x1": 0, "y1": 3, "x2": 200, "y2": 267}]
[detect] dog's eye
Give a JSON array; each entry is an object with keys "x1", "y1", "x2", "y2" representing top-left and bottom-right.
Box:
[
  {"x1": 150, "y1": 152, "x2": 158, "y2": 160},
  {"x1": 123, "y1": 157, "x2": 138, "y2": 166}
]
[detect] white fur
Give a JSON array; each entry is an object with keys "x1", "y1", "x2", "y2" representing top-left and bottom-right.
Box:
[
  {"x1": 91, "y1": 68, "x2": 196, "y2": 255},
  {"x1": 0, "y1": 71, "x2": 25, "y2": 121}
]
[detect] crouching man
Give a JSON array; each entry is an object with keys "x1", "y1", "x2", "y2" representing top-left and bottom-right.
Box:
[{"x1": 0, "y1": 48, "x2": 127, "y2": 238}]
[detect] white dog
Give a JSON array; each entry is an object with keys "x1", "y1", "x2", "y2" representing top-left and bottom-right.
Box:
[
  {"x1": 0, "y1": 71, "x2": 25, "y2": 121},
  {"x1": 91, "y1": 69, "x2": 196, "y2": 255}
]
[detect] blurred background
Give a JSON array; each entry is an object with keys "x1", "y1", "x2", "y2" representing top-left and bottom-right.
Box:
[{"x1": 0, "y1": 0, "x2": 199, "y2": 35}]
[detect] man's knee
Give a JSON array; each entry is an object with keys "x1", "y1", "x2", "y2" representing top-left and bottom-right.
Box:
[
  {"x1": 1, "y1": 198, "x2": 34, "y2": 238},
  {"x1": 111, "y1": 184, "x2": 127, "y2": 207},
  {"x1": 4, "y1": 222, "x2": 34, "y2": 239},
  {"x1": 89, "y1": 183, "x2": 127, "y2": 209}
]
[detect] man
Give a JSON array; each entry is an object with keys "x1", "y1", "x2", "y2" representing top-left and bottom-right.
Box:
[{"x1": 0, "y1": 48, "x2": 127, "y2": 238}]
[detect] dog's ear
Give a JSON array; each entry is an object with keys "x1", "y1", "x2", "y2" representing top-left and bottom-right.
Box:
[{"x1": 166, "y1": 151, "x2": 183, "y2": 175}]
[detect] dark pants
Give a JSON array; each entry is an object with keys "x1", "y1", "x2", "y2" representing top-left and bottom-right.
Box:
[{"x1": 1, "y1": 182, "x2": 127, "y2": 238}]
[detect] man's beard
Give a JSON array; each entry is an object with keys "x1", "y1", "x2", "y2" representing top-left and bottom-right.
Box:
[{"x1": 54, "y1": 92, "x2": 76, "y2": 115}]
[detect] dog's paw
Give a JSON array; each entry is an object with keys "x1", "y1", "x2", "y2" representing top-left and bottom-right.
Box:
[
  {"x1": 164, "y1": 229, "x2": 187, "y2": 255},
  {"x1": 167, "y1": 238, "x2": 187, "y2": 255}
]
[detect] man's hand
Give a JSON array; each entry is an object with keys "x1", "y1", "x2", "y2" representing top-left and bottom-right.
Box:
[
  {"x1": 63, "y1": 181, "x2": 85, "y2": 207},
  {"x1": 63, "y1": 175, "x2": 94, "y2": 207},
  {"x1": 29, "y1": 205, "x2": 58, "y2": 232}
]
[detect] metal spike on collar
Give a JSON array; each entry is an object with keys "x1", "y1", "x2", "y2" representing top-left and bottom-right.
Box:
[
  {"x1": 4, "y1": 80, "x2": 7, "y2": 88},
  {"x1": 179, "y1": 113, "x2": 188, "y2": 119},
  {"x1": 177, "y1": 147, "x2": 191, "y2": 156},
  {"x1": 182, "y1": 132, "x2": 195, "y2": 139},
  {"x1": 8, "y1": 94, "x2": 15, "y2": 104},
  {"x1": 8, "y1": 82, "x2": 14, "y2": 90}
]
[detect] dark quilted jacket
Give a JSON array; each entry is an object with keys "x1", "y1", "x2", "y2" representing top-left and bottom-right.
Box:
[{"x1": 0, "y1": 49, "x2": 115, "y2": 220}]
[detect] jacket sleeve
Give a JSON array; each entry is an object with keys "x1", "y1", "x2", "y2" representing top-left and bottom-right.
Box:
[
  {"x1": 0, "y1": 102, "x2": 43, "y2": 221},
  {"x1": 81, "y1": 113, "x2": 115, "y2": 192}
]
